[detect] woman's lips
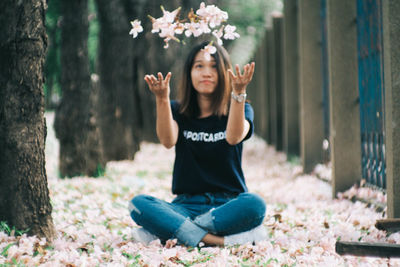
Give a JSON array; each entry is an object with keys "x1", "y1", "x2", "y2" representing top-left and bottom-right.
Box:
[{"x1": 200, "y1": 80, "x2": 213, "y2": 84}]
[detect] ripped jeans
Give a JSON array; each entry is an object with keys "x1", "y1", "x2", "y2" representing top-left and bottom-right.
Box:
[{"x1": 129, "y1": 192, "x2": 266, "y2": 247}]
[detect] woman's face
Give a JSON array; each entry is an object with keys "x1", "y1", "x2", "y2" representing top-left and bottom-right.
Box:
[{"x1": 190, "y1": 50, "x2": 219, "y2": 96}]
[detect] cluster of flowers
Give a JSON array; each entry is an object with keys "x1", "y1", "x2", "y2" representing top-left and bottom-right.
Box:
[{"x1": 129, "y1": 2, "x2": 240, "y2": 60}]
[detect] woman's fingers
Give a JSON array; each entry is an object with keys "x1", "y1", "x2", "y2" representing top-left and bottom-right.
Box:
[
  {"x1": 243, "y1": 64, "x2": 249, "y2": 74},
  {"x1": 235, "y1": 64, "x2": 242, "y2": 78},
  {"x1": 144, "y1": 72, "x2": 172, "y2": 96},
  {"x1": 150, "y1": 75, "x2": 158, "y2": 85},
  {"x1": 144, "y1": 75, "x2": 153, "y2": 86},
  {"x1": 157, "y1": 72, "x2": 164, "y2": 82},
  {"x1": 230, "y1": 62, "x2": 255, "y2": 82},
  {"x1": 244, "y1": 62, "x2": 255, "y2": 80},
  {"x1": 228, "y1": 69, "x2": 235, "y2": 80},
  {"x1": 239, "y1": 62, "x2": 255, "y2": 81},
  {"x1": 229, "y1": 62, "x2": 256, "y2": 92},
  {"x1": 249, "y1": 62, "x2": 255, "y2": 79},
  {"x1": 165, "y1": 72, "x2": 172, "y2": 85}
]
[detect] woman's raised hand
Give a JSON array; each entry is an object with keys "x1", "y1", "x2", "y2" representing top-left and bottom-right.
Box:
[
  {"x1": 228, "y1": 62, "x2": 255, "y2": 93},
  {"x1": 144, "y1": 72, "x2": 172, "y2": 99}
]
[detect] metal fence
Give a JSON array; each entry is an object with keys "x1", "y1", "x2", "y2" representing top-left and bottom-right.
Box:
[
  {"x1": 251, "y1": 0, "x2": 388, "y2": 190},
  {"x1": 320, "y1": 0, "x2": 330, "y2": 162},
  {"x1": 356, "y1": 0, "x2": 386, "y2": 189},
  {"x1": 320, "y1": 0, "x2": 330, "y2": 143}
]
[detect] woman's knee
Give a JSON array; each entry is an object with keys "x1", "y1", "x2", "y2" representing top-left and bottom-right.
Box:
[
  {"x1": 239, "y1": 192, "x2": 266, "y2": 220},
  {"x1": 129, "y1": 194, "x2": 154, "y2": 217}
]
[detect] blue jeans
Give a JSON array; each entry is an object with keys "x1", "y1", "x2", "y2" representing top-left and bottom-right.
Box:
[{"x1": 129, "y1": 192, "x2": 266, "y2": 247}]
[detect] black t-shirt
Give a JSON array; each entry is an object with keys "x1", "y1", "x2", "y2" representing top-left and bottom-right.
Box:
[{"x1": 170, "y1": 100, "x2": 254, "y2": 195}]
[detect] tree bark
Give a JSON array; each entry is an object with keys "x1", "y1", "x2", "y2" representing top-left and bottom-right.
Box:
[
  {"x1": 54, "y1": 0, "x2": 105, "y2": 177},
  {"x1": 0, "y1": 0, "x2": 55, "y2": 240},
  {"x1": 96, "y1": 0, "x2": 141, "y2": 160}
]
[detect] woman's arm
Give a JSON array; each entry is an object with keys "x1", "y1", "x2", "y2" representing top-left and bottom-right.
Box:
[
  {"x1": 225, "y1": 63, "x2": 255, "y2": 145},
  {"x1": 144, "y1": 72, "x2": 178, "y2": 149}
]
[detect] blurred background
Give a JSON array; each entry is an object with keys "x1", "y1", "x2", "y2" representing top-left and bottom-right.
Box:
[
  {"x1": 44, "y1": 0, "x2": 282, "y2": 109},
  {"x1": 45, "y1": 0, "x2": 282, "y2": 178}
]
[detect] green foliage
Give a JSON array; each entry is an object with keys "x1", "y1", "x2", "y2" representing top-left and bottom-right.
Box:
[
  {"x1": 0, "y1": 221, "x2": 30, "y2": 237},
  {"x1": 219, "y1": 0, "x2": 282, "y2": 65},
  {"x1": 88, "y1": 0, "x2": 99, "y2": 74},
  {"x1": 221, "y1": 0, "x2": 265, "y2": 40},
  {"x1": 44, "y1": 0, "x2": 61, "y2": 109},
  {"x1": 1, "y1": 243, "x2": 15, "y2": 258},
  {"x1": 221, "y1": 0, "x2": 282, "y2": 44},
  {"x1": 135, "y1": 170, "x2": 148, "y2": 178},
  {"x1": 287, "y1": 155, "x2": 300, "y2": 165},
  {"x1": 44, "y1": 0, "x2": 99, "y2": 109},
  {"x1": 122, "y1": 253, "x2": 141, "y2": 266},
  {"x1": 93, "y1": 163, "x2": 106, "y2": 177},
  {"x1": 0, "y1": 260, "x2": 28, "y2": 267}
]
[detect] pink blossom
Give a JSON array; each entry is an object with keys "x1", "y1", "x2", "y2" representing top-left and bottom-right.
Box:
[
  {"x1": 198, "y1": 20, "x2": 211, "y2": 34},
  {"x1": 388, "y1": 232, "x2": 400, "y2": 244},
  {"x1": 174, "y1": 23, "x2": 185, "y2": 35},
  {"x1": 196, "y1": 2, "x2": 228, "y2": 28},
  {"x1": 129, "y1": 19, "x2": 143, "y2": 38},
  {"x1": 158, "y1": 25, "x2": 176, "y2": 39},
  {"x1": 160, "y1": 6, "x2": 180, "y2": 24},
  {"x1": 184, "y1": 22, "x2": 202, "y2": 37},
  {"x1": 6, "y1": 244, "x2": 19, "y2": 260},
  {"x1": 224, "y1": 24, "x2": 240, "y2": 40},
  {"x1": 201, "y1": 44, "x2": 217, "y2": 61},
  {"x1": 130, "y1": 3, "x2": 236, "y2": 52},
  {"x1": 212, "y1": 27, "x2": 224, "y2": 46},
  {"x1": 147, "y1": 7, "x2": 182, "y2": 49},
  {"x1": 195, "y1": 2, "x2": 208, "y2": 17}
]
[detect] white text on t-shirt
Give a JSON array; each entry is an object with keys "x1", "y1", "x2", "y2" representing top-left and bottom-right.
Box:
[{"x1": 183, "y1": 130, "x2": 226, "y2": 142}]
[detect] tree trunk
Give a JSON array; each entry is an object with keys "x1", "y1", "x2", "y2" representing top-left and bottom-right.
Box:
[
  {"x1": 54, "y1": 0, "x2": 105, "y2": 177},
  {"x1": 0, "y1": 0, "x2": 55, "y2": 240},
  {"x1": 96, "y1": 0, "x2": 141, "y2": 161}
]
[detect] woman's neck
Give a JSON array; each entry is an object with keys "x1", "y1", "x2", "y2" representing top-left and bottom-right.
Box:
[{"x1": 197, "y1": 94, "x2": 213, "y2": 118}]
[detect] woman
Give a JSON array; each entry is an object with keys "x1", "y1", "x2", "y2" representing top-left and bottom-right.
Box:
[{"x1": 129, "y1": 41, "x2": 266, "y2": 247}]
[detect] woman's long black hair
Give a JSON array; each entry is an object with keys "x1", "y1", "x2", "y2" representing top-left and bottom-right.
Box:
[{"x1": 178, "y1": 41, "x2": 232, "y2": 118}]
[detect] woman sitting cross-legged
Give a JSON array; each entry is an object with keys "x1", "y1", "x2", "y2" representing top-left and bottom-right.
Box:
[{"x1": 129, "y1": 41, "x2": 267, "y2": 247}]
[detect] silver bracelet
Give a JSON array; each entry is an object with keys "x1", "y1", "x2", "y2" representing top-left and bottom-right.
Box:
[{"x1": 231, "y1": 91, "x2": 247, "y2": 103}]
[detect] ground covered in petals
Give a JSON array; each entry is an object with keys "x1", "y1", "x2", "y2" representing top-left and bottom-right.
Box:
[{"x1": 1, "y1": 112, "x2": 399, "y2": 266}]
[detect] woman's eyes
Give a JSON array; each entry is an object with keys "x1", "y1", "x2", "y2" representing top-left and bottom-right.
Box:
[{"x1": 194, "y1": 64, "x2": 217, "y2": 69}]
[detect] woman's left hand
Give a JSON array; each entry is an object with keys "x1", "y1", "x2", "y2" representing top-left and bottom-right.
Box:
[{"x1": 228, "y1": 62, "x2": 255, "y2": 93}]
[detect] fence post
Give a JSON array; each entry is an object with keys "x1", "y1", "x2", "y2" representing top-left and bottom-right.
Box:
[
  {"x1": 298, "y1": 0, "x2": 324, "y2": 173},
  {"x1": 249, "y1": 45, "x2": 260, "y2": 138},
  {"x1": 283, "y1": 0, "x2": 300, "y2": 157},
  {"x1": 253, "y1": 33, "x2": 269, "y2": 140},
  {"x1": 273, "y1": 16, "x2": 284, "y2": 151},
  {"x1": 267, "y1": 28, "x2": 277, "y2": 147},
  {"x1": 327, "y1": 0, "x2": 361, "y2": 197},
  {"x1": 383, "y1": 0, "x2": 400, "y2": 218}
]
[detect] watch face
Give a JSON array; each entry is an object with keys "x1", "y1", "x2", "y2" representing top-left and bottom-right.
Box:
[{"x1": 232, "y1": 92, "x2": 247, "y2": 102}]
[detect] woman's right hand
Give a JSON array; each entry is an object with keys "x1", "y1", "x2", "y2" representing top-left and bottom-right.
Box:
[
  {"x1": 144, "y1": 72, "x2": 178, "y2": 148},
  {"x1": 144, "y1": 72, "x2": 172, "y2": 100}
]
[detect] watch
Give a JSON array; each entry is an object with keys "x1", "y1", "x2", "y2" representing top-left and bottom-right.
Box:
[{"x1": 231, "y1": 91, "x2": 247, "y2": 103}]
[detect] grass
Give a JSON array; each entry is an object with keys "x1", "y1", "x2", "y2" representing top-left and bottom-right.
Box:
[{"x1": 0, "y1": 221, "x2": 29, "y2": 237}]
